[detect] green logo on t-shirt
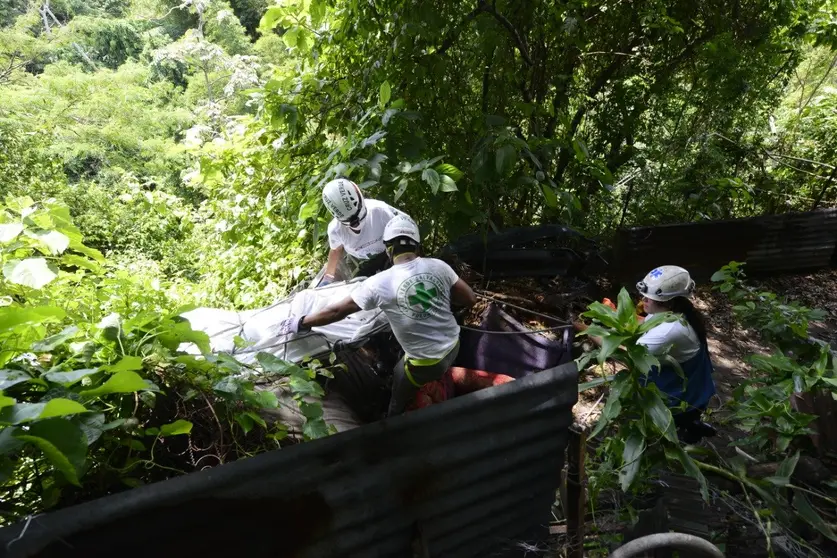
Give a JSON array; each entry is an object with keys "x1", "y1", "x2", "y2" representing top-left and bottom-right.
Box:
[
  {"x1": 408, "y1": 282, "x2": 437, "y2": 310},
  {"x1": 397, "y1": 273, "x2": 444, "y2": 319}
]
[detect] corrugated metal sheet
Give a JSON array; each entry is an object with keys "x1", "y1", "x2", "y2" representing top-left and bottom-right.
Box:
[
  {"x1": 440, "y1": 225, "x2": 596, "y2": 278},
  {"x1": 0, "y1": 362, "x2": 578, "y2": 558},
  {"x1": 613, "y1": 209, "x2": 837, "y2": 282}
]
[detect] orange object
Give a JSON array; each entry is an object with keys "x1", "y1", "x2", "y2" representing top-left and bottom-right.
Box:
[
  {"x1": 602, "y1": 298, "x2": 617, "y2": 310},
  {"x1": 449, "y1": 367, "x2": 515, "y2": 395},
  {"x1": 408, "y1": 367, "x2": 517, "y2": 410}
]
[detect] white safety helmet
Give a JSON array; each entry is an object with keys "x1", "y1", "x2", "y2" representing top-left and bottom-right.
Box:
[
  {"x1": 636, "y1": 265, "x2": 695, "y2": 302},
  {"x1": 322, "y1": 178, "x2": 366, "y2": 228},
  {"x1": 383, "y1": 215, "x2": 420, "y2": 245}
]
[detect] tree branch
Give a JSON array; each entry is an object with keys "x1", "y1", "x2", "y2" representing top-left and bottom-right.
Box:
[
  {"x1": 437, "y1": 4, "x2": 485, "y2": 56},
  {"x1": 811, "y1": 166, "x2": 837, "y2": 211},
  {"x1": 480, "y1": 1, "x2": 532, "y2": 66}
]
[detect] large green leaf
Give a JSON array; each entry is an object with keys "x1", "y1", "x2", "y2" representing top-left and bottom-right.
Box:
[
  {"x1": 582, "y1": 302, "x2": 621, "y2": 329},
  {"x1": 590, "y1": 373, "x2": 630, "y2": 437},
  {"x1": 4, "y1": 258, "x2": 58, "y2": 289},
  {"x1": 0, "y1": 393, "x2": 14, "y2": 409},
  {"x1": 394, "y1": 178, "x2": 409, "y2": 202},
  {"x1": 615, "y1": 288, "x2": 637, "y2": 330},
  {"x1": 256, "y1": 352, "x2": 302, "y2": 376},
  {"x1": 160, "y1": 420, "x2": 192, "y2": 437},
  {"x1": 421, "y1": 168, "x2": 441, "y2": 194},
  {"x1": 0, "y1": 403, "x2": 44, "y2": 424},
  {"x1": 0, "y1": 305, "x2": 65, "y2": 331},
  {"x1": 637, "y1": 312, "x2": 675, "y2": 334},
  {"x1": 436, "y1": 163, "x2": 464, "y2": 181},
  {"x1": 598, "y1": 335, "x2": 628, "y2": 363},
  {"x1": 641, "y1": 391, "x2": 677, "y2": 442},
  {"x1": 44, "y1": 368, "x2": 99, "y2": 386},
  {"x1": 157, "y1": 321, "x2": 211, "y2": 354},
  {"x1": 379, "y1": 80, "x2": 391, "y2": 106},
  {"x1": 289, "y1": 376, "x2": 325, "y2": 397},
  {"x1": 40, "y1": 398, "x2": 88, "y2": 419},
  {"x1": 627, "y1": 344, "x2": 660, "y2": 375},
  {"x1": 60, "y1": 254, "x2": 102, "y2": 274},
  {"x1": 259, "y1": 6, "x2": 284, "y2": 32},
  {"x1": 540, "y1": 184, "x2": 558, "y2": 208},
  {"x1": 33, "y1": 230, "x2": 70, "y2": 255},
  {"x1": 253, "y1": 390, "x2": 279, "y2": 409},
  {"x1": 282, "y1": 26, "x2": 299, "y2": 48},
  {"x1": 80, "y1": 370, "x2": 148, "y2": 398},
  {"x1": 766, "y1": 450, "x2": 800, "y2": 486},
  {"x1": 73, "y1": 413, "x2": 105, "y2": 445},
  {"x1": 32, "y1": 325, "x2": 79, "y2": 352},
  {"x1": 0, "y1": 369, "x2": 32, "y2": 390},
  {"x1": 619, "y1": 433, "x2": 646, "y2": 491},
  {"x1": 15, "y1": 418, "x2": 87, "y2": 486},
  {"x1": 439, "y1": 175, "x2": 458, "y2": 192},
  {"x1": 104, "y1": 356, "x2": 143, "y2": 373},
  {"x1": 235, "y1": 413, "x2": 254, "y2": 434},
  {"x1": 0, "y1": 398, "x2": 87, "y2": 424},
  {"x1": 69, "y1": 242, "x2": 104, "y2": 263},
  {"x1": 0, "y1": 223, "x2": 23, "y2": 243},
  {"x1": 793, "y1": 491, "x2": 837, "y2": 541},
  {"x1": 495, "y1": 144, "x2": 516, "y2": 175},
  {"x1": 299, "y1": 401, "x2": 329, "y2": 439},
  {"x1": 0, "y1": 427, "x2": 23, "y2": 455}
]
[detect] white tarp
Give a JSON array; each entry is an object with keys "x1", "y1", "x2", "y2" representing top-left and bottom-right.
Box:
[{"x1": 181, "y1": 279, "x2": 389, "y2": 365}]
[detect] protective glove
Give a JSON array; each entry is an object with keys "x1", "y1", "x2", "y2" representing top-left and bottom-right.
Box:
[
  {"x1": 277, "y1": 316, "x2": 306, "y2": 336},
  {"x1": 317, "y1": 274, "x2": 335, "y2": 287}
]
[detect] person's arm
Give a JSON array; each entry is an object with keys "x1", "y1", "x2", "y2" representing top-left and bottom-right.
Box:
[
  {"x1": 450, "y1": 278, "x2": 476, "y2": 308},
  {"x1": 300, "y1": 296, "x2": 360, "y2": 329},
  {"x1": 574, "y1": 321, "x2": 604, "y2": 347},
  {"x1": 321, "y1": 245, "x2": 345, "y2": 284}
]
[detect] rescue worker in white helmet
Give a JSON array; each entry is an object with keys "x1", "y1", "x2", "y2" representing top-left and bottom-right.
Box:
[
  {"x1": 635, "y1": 265, "x2": 716, "y2": 443},
  {"x1": 277, "y1": 216, "x2": 477, "y2": 415},
  {"x1": 318, "y1": 177, "x2": 409, "y2": 286}
]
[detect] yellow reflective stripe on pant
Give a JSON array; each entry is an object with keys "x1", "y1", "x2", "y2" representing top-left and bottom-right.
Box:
[
  {"x1": 388, "y1": 341, "x2": 461, "y2": 417},
  {"x1": 403, "y1": 361, "x2": 423, "y2": 388}
]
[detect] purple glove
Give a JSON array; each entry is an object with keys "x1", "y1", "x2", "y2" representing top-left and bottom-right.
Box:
[
  {"x1": 317, "y1": 274, "x2": 335, "y2": 287},
  {"x1": 277, "y1": 316, "x2": 303, "y2": 336}
]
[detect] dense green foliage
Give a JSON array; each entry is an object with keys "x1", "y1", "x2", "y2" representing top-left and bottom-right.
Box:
[
  {"x1": 581, "y1": 270, "x2": 837, "y2": 554},
  {"x1": 3, "y1": 0, "x2": 837, "y2": 301},
  {"x1": 2, "y1": 0, "x2": 837, "y2": 533}
]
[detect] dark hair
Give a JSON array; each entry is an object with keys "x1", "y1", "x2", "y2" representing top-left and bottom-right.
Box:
[
  {"x1": 664, "y1": 297, "x2": 708, "y2": 345},
  {"x1": 387, "y1": 238, "x2": 420, "y2": 258}
]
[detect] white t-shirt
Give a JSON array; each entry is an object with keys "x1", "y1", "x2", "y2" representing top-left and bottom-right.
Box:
[
  {"x1": 637, "y1": 314, "x2": 701, "y2": 362},
  {"x1": 351, "y1": 257, "x2": 460, "y2": 360},
  {"x1": 327, "y1": 199, "x2": 404, "y2": 260}
]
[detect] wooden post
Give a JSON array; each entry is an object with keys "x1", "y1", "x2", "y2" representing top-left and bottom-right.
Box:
[{"x1": 566, "y1": 428, "x2": 587, "y2": 558}]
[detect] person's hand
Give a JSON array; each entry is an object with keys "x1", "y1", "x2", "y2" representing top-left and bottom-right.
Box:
[
  {"x1": 318, "y1": 274, "x2": 335, "y2": 287},
  {"x1": 573, "y1": 320, "x2": 588, "y2": 333}
]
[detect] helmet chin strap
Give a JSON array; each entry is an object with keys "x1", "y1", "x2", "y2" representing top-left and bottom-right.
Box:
[{"x1": 344, "y1": 205, "x2": 367, "y2": 232}]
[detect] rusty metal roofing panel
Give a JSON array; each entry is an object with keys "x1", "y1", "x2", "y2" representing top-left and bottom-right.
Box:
[
  {"x1": 0, "y1": 362, "x2": 579, "y2": 558},
  {"x1": 613, "y1": 209, "x2": 837, "y2": 282}
]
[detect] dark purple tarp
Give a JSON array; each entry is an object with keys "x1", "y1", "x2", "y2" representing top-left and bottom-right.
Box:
[{"x1": 454, "y1": 303, "x2": 573, "y2": 379}]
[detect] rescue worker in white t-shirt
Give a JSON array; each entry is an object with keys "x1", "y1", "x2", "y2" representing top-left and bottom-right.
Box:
[
  {"x1": 278, "y1": 215, "x2": 477, "y2": 416},
  {"x1": 634, "y1": 265, "x2": 716, "y2": 443},
  {"x1": 576, "y1": 265, "x2": 716, "y2": 443},
  {"x1": 318, "y1": 177, "x2": 409, "y2": 286}
]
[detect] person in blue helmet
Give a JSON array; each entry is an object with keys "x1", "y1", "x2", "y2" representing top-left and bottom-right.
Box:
[{"x1": 635, "y1": 265, "x2": 716, "y2": 443}]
